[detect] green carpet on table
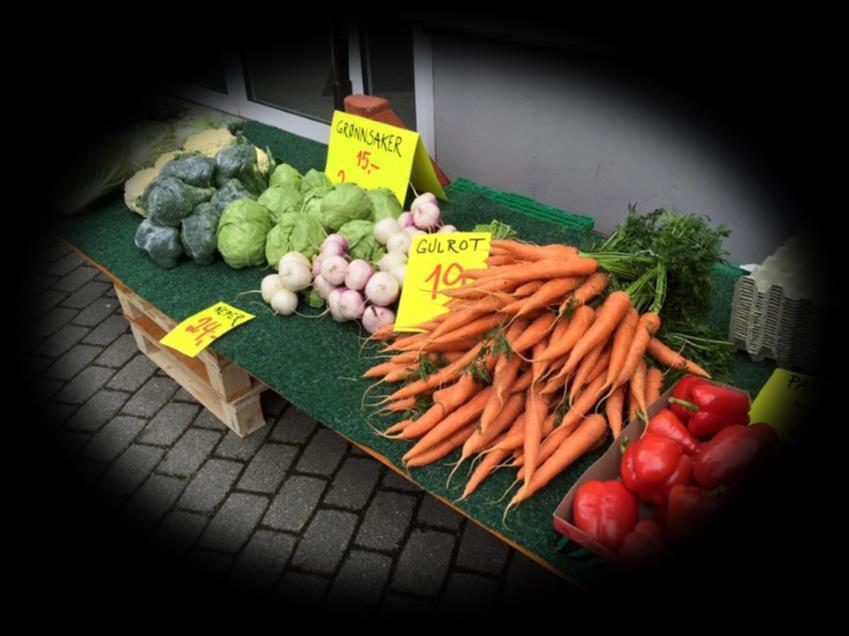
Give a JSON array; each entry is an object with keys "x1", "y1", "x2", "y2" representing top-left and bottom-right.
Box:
[{"x1": 52, "y1": 120, "x2": 775, "y2": 587}]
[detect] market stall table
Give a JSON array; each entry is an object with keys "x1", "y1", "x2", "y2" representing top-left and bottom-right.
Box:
[{"x1": 52, "y1": 121, "x2": 775, "y2": 588}]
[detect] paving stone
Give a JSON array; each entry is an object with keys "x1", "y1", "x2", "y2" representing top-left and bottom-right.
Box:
[
  {"x1": 381, "y1": 470, "x2": 422, "y2": 493},
  {"x1": 83, "y1": 315, "x2": 128, "y2": 346},
  {"x1": 99, "y1": 445, "x2": 165, "y2": 496},
  {"x1": 42, "y1": 344, "x2": 102, "y2": 382},
  {"x1": 24, "y1": 355, "x2": 53, "y2": 381},
  {"x1": 157, "y1": 429, "x2": 221, "y2": 477},
  {"x1": 81, "y1": 415, "x2": 146, "y2": 462},
  {"x1": 192, "y1": 408, "x2": 227, "y2": 431},
  {"x1": 323, "y1": 457, "x2": 381, "y2": 511},
  {"x1": 502, "y1": 552, "x2": 572, "y2": 611},
  {"x1": 417, "y1": 494, "x2": 463, "y2": 532},
  {"x1": 121, "y1": 377, "x2": 177, "y2": 418},
  {"x1": 153, "y1": 511, "x2": 208, "y2": 554},
  {"x1": 327, "y1": 550, "x2": 392, "y2": 613},
  {"x1": 53, "y1": 366, "x2": 115, "y2": 405},
  {"x1": 438, "y1": 572, "x2": 500, "y2": 618},
  {"x1": 46, "y1": 252, "x2": 85, "y2": 277},
  {"x1": 62, "y1": 280, "x2": 110, "y2": 309},
  {"x1": 29, "y1": 306, "x2": 78, "y2": 338},
  {"x1": 53, "y1": 265, "x2": 98, "y2": 293},
  {"x1": 295, "y1": 429, "x2": 348, "y2": 476},
  {"x1": 270, "y1": 407, "x2": 318, "y2": 444},
  {"x1": 52, "y1": 429, "x2": 90, "y2": 458},
  {"x1": 27, "y1": 289, "x2": 68, "y2": 319},
  {"x1": 456, "y1": 522, "x2": 511, "y2": 576},
  {"x1": 73, "y1": 296, "x2": 119, "y2": 327},
  {"x1": 33, "y1": 273, "x2": 59, "y2": 293},
  {"x1": 187, "y1": 550, "x2": 233, "y2": 583},
  {"x1": 276, "y1": 572, "x2": 329, "y2": 609},
  {"x1": 29, "y1": 377, "x2": 64, "y2": 400},
  {"x1": 172, "y1": 387, "x2": 199, "y2": 403},
  {"x1": 65, "y1": 390, "x2": 130, "y2": 432},
  {"x1": 262, "y1": 391, "x2": 288, "y2": 418},
  {"x1": 215, "y1": 425, "x2": 270, "y2": 461},
  {"x1": 231, "y1": 530, "x2": 295, "y2": 590},
  {"x1": 355, "y1": 491, "x2": 417, "y2": 551},
  {"x1": 72, "y1": 458, "x2": 109, "y2": 487},
  {"x1": 38, "y1": 241, "x2": 70, "y2": 262},
  {"x1": 392, "y1": 529, "x2": 456, "y2": 597},
  {"x1": 45, "y1": 401, "x2": 79, "y2": 427},
  {"x1": 291, "y1": 510, "x2": 358, "y2": 575},
  {"x1": 198, "y1": 493, "x2": 269, "y2": 553},
  {"x1": 237, "y1": 444, "x2": 297, "y2": 493},
  {"x1": 263, "y1": 475, "x2": 326, "y2": 533},
  {"x1": 94, "y1": 334, "x2": 137, "y2": 368},
  {"x1": 35, "y1": 324, "x2": 89, "y2": 358},
  {"x1": 379, "y1": 595, "x2": 436, "y2": 618},
  {"x1": 138, "y1": 403, "x2": 198, "y2": 446},
  {"x1": 348, "y1": 446, "x2": 368, "y2": 458},
  {"x1": 106, "y1": 354, "x2": 157, "y2": 392},
  {"x1": 123, "y1": 474, "x2": 184, "y2": 532},
  {"x1": 177, "y1": 459, "x2": 243, "y2": 513}
]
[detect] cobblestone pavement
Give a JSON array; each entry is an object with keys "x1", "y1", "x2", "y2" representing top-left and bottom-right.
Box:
[{"x1": 28, "y1": 235, "x2": 573, "y2": 616}]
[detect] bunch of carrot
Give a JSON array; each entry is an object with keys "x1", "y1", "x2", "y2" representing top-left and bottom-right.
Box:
[{"x1": 363, "y1": 239, "x2": 710, "y2": 514}]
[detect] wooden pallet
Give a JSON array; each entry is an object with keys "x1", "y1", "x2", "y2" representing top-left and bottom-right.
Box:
[{"x1": 114, "y1": 282, "x2": 267, "y2": 437}]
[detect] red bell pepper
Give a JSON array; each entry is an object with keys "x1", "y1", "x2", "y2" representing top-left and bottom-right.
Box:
[
  {"x1": 620, "y1": 434, "x2": 693, "y2": 506},
  {"x1": 572, "y1": 480, "x2": 639, "y2": 551},
  {"x1": 645, "y1": 408, "x2": 700, "y2": 455},
  {"x1": 668, "y1": 375, "x2": 751, "y2": 438},
  {"x1": 668, "y1": 375, "x2": 704, "y2": 422},
  {"x1": 666, "y1": 484, "x2": 725, "y2": 545},
  {"x1": 693, "y1": 423, "x2": 780, "y2": 489},
  {"x1": 618, "y1": 520, "x2": 669, "y2": 569}
]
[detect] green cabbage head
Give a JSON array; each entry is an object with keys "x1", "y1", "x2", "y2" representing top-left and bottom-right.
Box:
[
  {"x1": 319, "y1": 183, "x2": 372, "y2": 231},
  {"x1": 216, "y1": 199, "x2": 273, "y2": 269},
  {"x1": 338, "y1": 220, "x2": 385, "y2": 263}
]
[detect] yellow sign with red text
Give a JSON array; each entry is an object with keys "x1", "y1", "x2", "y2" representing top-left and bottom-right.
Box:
[
  {"x1": 324, "y1": 111, "x2": 446, "y2": 205},
  {"x1": 394, "y1": 232, "x2": 492, "y2": 332},
  {"x1": 159, "y1": 302, "x2": 254, "y2": 358}
]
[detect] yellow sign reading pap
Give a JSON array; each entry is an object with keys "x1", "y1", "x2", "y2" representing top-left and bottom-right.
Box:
[
  {"x1": 324, "y1": 111, "x2": 446, "y2": 205},
  {"x1": 748, "y1": 368, "x2": 821, "y2": 443},
  {"x1": 394, "y1": 232, "x2": 492, "y2": 332},
  {"x1": 160, "y1": 302, "x2": 255, "y2": 358}
]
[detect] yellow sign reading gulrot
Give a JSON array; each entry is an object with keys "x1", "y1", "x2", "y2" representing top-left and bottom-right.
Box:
[
  {"x1": 325, "y1": 111, "x2": 446, "y2": 205},
  {"x1": 394, "y1": 232, "x2": 492, "y2": 332},
  {"x1": 159, "y1": 302, "x2": 254, "y2": 358}
]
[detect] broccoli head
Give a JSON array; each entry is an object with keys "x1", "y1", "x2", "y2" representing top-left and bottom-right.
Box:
[
  {"x1": 142, "y1": 176, "x2": 215, "y2": 227},
  {"x1": 160, "y1": 154, "x2": 217, "y2": 187},
  {"x1": 134, "y1": 219, "x2": 183, "y2": 269}
]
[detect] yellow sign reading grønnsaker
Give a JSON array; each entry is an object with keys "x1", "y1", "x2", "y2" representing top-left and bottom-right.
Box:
[{"x1": 324, "y1": 111, "x2": 446, "y2": 205}]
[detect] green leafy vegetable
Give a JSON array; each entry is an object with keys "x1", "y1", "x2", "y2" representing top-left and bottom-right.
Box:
[
  {"x1": 269, "y1": 163, "x2": 303, "y2": 190},
  {"x1": 215, "y1": 145, "x2": 267, "y2": 195},
  {"x1": 142, "y1": 176, "x2": 215, "y2": 227},
  {"x1": 210, "y1": 179, "x2": 255, "y2": 215},
  {"x1": 367, "y1": 188, "x2": 402, "y2": 221},
  {"x1": 473, "y1": 220, "x2": 517, "y2": 241},
  {"x1": 134, "y1": 219, "x2": 183, "y2": 269},
  {"x1": 258, "y1": 186, "x2": 303, "y2": 225},
  {"x1": 180, "y1": 209, "x2": 218, "y2": 265},
  {"x1": 338, "y1": 220, "x2": 385, "y2": 262},
  {"x1": 319, "y1": 183, "x2": 373, "y2": 231},
  {"x1": 300, "y1": 169, "x2": 331, "y2": 195},
  {"x1": 216, "y1": 199, "x2": 273, "y2": 269},
  {"x1": 160, "y1": 154, "x2": 216, "y2": 187},
  {"x1": 265, "y1": 212, "x2": 325, "y2": 268}
]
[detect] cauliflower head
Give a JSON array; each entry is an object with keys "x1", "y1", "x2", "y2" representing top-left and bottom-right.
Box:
[
  {"x1": 124, "y1": 167, "x2": 159, "y2": 216},
  {"x1": 183, "y1": 128, "x2": 236, "y2": 157}
]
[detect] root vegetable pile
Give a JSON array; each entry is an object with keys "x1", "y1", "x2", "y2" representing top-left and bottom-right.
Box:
[{"x1": 363, "y1": 238, "x2": 715, "y2": 515}]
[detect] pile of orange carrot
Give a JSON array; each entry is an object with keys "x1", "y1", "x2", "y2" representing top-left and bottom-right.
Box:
[{"x1": 363, "y1": 239, "x2": 711, "y2": 513}]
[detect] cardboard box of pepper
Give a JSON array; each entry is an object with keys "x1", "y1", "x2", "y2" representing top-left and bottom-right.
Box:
[
  {"x1": 552, "y1": 387, "x2": 675, "y2": 565},
  {"x1": 552, "y1": 376, "x2": 771, "y2": 566}
]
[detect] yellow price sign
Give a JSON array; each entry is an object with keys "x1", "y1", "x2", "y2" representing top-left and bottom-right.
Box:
[
  {"x1": 748, "y1": 368, "x2": 822, "y2": 443},
  {"x1": 159, "y1": 302, "x2": 255, "y2": 358},
  {"x1": 394, "y1": 232, "x2": 492, "y2": 332},
  {"x1": 325, "y1": 111, "x2": 446, "y2": 205}
]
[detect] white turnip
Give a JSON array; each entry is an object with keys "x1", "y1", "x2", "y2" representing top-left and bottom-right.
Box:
[
  {"x1": 377, "y1": 251, "x2": 407, "y2": 272},
  {"x1": 321, "y1": 255, "x2": 348, "y2": 286},
  {"x1": 278, "y1": 259, "x2": 312, "y2": 292},
  {"x1": 412, "y1": 201, "x2": 441, "y2": 230},
  {"x1": 339, "y1": 289, "x2": 366, "y2": 320},
  {"x1": 261, "y1": 274, "x2": 285, "y2": 304},
  {"x1": 365, "y1": 271, "x2": 400, "y2": 307},
  {"x1": 344, "y1": 259, "x2": 374, "y2": 291},
  {"x1": 362, "y1": 305, "x2": 395, "y2": 334},
  {"x1": 270, "y1": 289, "x2": 298, "y2": 315},
  {"x1": 374, "y1": 218, "x2": 401, "y2": 245},
  {"x1": 398, "y1": 211, "x2": 414, "y2": 229},
  {"x1": 386, "y1": 232, "x2": 412, "y2": 255}
]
